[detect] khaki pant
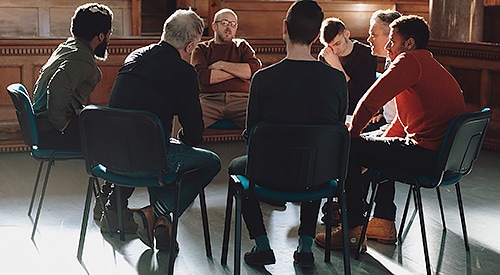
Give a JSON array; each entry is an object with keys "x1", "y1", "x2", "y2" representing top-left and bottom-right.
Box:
[{"x1": 200, "y1": 92, "x2": 248, "y2": 129}]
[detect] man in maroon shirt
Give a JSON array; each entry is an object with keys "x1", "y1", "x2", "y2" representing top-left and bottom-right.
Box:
[{"x1": 191, "y1": 8, "x2": 261, "y2": 129}]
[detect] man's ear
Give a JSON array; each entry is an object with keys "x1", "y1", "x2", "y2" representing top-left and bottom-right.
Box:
[
  {"x1": 282, "y1": 19, "x2": 288, "y2": 36},
  {"x1": 97, "y1": 32, "x2": 105, "y2": 42},
  {"x1": 344, "y1": 29, "x2": 351, "y2": 39},
  {"x1": 406, "y1": 37, "x2": 416, "y2": 50}
]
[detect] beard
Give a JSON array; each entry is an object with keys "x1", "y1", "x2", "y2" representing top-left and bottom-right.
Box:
[
  {"x1": 94, "y1": 38, "x2": 109, "y2": 61},
  {"x1": 216, "y1": 29, "x2": 234, "y2": 43}
]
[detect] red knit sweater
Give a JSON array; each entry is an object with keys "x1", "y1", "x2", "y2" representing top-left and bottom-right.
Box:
[{"x1": 351, "y1": 49, "x2": 466, "y2": 151}]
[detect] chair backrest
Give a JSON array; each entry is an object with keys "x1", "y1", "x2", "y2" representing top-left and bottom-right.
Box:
[
  {"x1": 79, "y1": 105, "x2": 169, "y2": 184},
  {"x1": 246, "y1": 123, "x2": 350, "y2": 192},
  {"x1": 437, "y1": 108, "x2": 492, "y2": 176},
  {"x1": 6, "y1": 83, "x2": 38, "y2": 146}
]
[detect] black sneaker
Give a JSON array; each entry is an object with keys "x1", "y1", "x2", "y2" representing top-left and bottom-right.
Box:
[
  {"x1": 293, "y1": 250, "x2": 314, "y2": 268},
  {"x1": 244, "y1": 246, "x2": 276, "y2": 266}
]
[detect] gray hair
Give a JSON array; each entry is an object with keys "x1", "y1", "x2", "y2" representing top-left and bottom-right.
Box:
[
  {"x1": 370, "y1": 9, "x2": 402, "y2": 35},
  {"x1": 161, "y1": 9, "x2": 204, "y2": 49}
]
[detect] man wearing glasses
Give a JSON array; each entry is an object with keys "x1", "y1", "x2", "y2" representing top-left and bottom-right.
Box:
[{"x1": 191, "y1": 8, "x2": 261, "y2": 130}]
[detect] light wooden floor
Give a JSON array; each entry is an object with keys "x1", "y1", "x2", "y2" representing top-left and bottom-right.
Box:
[{"x1": 1, "y1": 141, "x2": 499, "y2": 275}]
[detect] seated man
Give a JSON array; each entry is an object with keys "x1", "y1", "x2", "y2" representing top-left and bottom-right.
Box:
[
  {"x1": 318, "y1": 17, "x2": 377, "y2": 116},
  {"x1": 191, "y1": 8, "x2": 262, "y2": 129},
  {"x1": 229, "y1": 0, "x2": 347, "y2": 268},
  {"x1": 105, "y1": 9, "x2": 221, "y2": 250},
  {"x1": 33, "y1": 3, "x2": 113, "y2": 150},
  {"x1": 315, "y1": 15, "x2": 466, "y2": 252}
]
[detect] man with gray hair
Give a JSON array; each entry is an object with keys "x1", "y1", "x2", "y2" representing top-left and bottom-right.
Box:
[{"x1": 103, "y1": 9, "x2": 221, "y2": 252}]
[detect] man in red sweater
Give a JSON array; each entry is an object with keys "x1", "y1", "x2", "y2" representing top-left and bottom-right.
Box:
[
  {"x1": 315, "y1": 15, "x2": 466, "y2": 251},
  {"x1": 191, "y1": 8, "x2": 261, "y2": 129}
]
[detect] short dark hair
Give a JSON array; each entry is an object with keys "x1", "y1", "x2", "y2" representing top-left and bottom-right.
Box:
[
  {"x1": 71, "y1": 3, "x2": 113, "y2": 41},
  {"x1": 285, "y1": 0, "x2": 324, "y2": 45},
  {"x1": 390, "y1": 15, "x2": 430, "y2": 49},
  {"x1": 319, "y1": 17, "x2": 346, "y2": 45}
]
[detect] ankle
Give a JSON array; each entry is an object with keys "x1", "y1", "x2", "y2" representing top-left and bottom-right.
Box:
[{"x1": 298, "y1": 235, "x2": 313, "y2": 253}]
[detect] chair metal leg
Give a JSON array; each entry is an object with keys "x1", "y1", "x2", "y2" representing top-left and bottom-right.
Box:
[
  {"x1": 221, "y1": 179, "x2": 235, "y2": 265},
  {"x1": 324, "y1": 197, "x2": 332, "y2": 262},
  {"x1": 398, "y1": 186, "x2": 413, "y2": 243},
  {"x1": 168, "y1": 182, "x2": 182, "y2": 275},
  {"x1": 198, "y1": 184, "x2": 212, "y2": 257},
  {"x1": 31, "y1": 159, "x2": 54, "y2": 239},
  {"x1": 455, "y1": 183, "x2": 470, "y2": 251},
  {"x1": 28, "y1": 161, "x2": 45, "y2": 216},
  {"x1": 234, "y1": 189, "x2": 242, "y2": 275},
  {"x1": 357, "y1": 180, "x2": 381, "y2": 259},
  {"x1": 339, "y1": 188, "x2": 351, "y2": 275},
  {"x1": 77, "y1": 177, "x2": 95, "y2": 260},
  {"x1": 436, "y1": 187, "x2": 447, "y2": 232},
  {"x1": 414, "y1": 187, "x2": 432, "y2": 275},
  {"x1": 116, "y1": 186, "x2": 125, "y2": 241}
]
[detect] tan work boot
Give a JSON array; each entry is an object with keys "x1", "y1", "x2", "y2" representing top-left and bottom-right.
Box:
[
  {"x1": 366, "y1": 217, "x2": 397, "y2": 244},
  {"x1": 100, "y1": 208, "x2": 138, "y2": 234},
  {"x1": 133, "y1": 206, "x2": 155, "y2": 248},
  {"x1": 314, "y1": 225, "x2": 367, "y2": 253}
]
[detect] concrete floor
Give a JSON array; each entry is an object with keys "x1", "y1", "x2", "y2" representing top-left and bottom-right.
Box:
[{"x1": 0, "y1": 141, "x2": 499, "y2": 275}]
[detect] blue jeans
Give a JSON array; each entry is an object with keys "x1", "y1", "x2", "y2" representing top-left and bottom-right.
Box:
[{"x1": 148, "y1": 141, "x2": 221, "y2": 216}]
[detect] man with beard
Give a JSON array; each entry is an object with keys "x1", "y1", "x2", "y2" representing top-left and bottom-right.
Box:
[
  {"x1": 33, "y1": 3, "x2": 113, "y2": 150},
  {"x1": 191, "y1": 8, "x2": 261, "y2": 130}
]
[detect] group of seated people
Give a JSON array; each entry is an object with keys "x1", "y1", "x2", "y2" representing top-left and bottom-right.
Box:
[{"x1": 31, "y1": 1, "x2": 466, "y2": 269}]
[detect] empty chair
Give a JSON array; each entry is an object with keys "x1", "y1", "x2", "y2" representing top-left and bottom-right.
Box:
[
  {"x1": 77, "y1": 105, "x2": 212, "y2": 275},
  {"x1": 221, "y1": 122, "x2": 351, "y2": 275},
  {"x1": 6, "y1": 83, "x2": 83, "y2": 239},
  {"x1": 358, "y1": 108, "x2": 492, "y2": 274}
]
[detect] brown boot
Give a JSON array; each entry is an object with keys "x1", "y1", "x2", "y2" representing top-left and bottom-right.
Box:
[
  {"x1": 366, "y1": 217, "x2": 397, "y2": 244},
  {"x1": 314, "y1": 225, "x2": 367, "y2": 253},
  {"x1": 133, "y1": 206, "x2": 155, "y2": 248}
]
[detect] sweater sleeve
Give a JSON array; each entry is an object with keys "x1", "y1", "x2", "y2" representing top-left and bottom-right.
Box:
[
  {"x1": 350, "y1": 52, "x2": 421, "y2": 137},
  {"x1": 190, "y1": 43, "x2": 211, "y2": 86}
]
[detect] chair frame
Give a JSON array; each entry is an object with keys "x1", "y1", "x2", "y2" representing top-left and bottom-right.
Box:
[
  {"x1": 220, "y1": 122, "x2": 351, "y2": 275},
  {"x1": 6, "y1": 83, "x2": 83, "y2": 240},
  {"x1": 76, "y1": 105, "x2": 211, "y2": 275},
  {"x1": 357, "y1": 108, "x2": 492, "y2": 274}
]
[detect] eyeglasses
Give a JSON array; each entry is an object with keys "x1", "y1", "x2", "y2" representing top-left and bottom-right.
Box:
[{"x1": 215, "y1": 19, "x2": 238, "y2": 28}]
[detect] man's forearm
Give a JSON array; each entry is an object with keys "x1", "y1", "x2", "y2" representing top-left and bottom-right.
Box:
[{"x1": 210, "y1": 61, "x2": 252, "y2": 80}]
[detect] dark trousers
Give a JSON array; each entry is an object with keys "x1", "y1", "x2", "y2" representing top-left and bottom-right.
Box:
[
  {"x1": 37, "y1": 118, "x2": 81, "y2": 150},
  {"x1": 347, "y1": 136, "x2": 439, "y2": 228},
  {"x1": 228, "y1": 155, "x2": 321, "y2": 239}
]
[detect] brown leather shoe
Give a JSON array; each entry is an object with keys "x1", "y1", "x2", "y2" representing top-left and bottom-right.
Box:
[
  {"x1": 154, "y1": 215, "x2": 177, "y2": 251},
  {"x1": 133, "y1": 206, "x2": 155, "y2": 248},
  {"x1": 314, "y1": 225, "x2": 367, "y2": 253},
  {"x1": 366, "y1": 217, "x2": 397, "y2": 244}
]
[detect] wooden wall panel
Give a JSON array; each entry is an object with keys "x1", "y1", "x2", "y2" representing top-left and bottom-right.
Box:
[
  {"x1": 0, "y1": 8, "x2": 39, "y2": 37},
  {"x1": 0, "y1": 1, "x2": 131, "y2": 38}
]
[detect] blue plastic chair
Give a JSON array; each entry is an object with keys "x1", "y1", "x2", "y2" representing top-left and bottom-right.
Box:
[
  {"x1": 7, "y1": 83, "x2": 83, "y2": 239},
  {"x1": 77, "y1": 105, "x2": 211, "y2": 275},
  {"x1": 221, "y1": 122, "x2": 351, "y2": 275},
  {"x1": 358, "y1": 108, "x2": 492, "y2": 274}
]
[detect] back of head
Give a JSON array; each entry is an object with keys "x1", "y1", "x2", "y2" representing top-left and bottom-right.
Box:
[
  {"x1": 286, "y1": 0, "x2": 324, "y2": 45},
  {"x1": 71, "y1": 3, "x2": 113, "y2": 42},
  {"x1": 161, "y1": 9, "x2": 204, "y2": 49},
  {"x1": 370, "y1": 9, "x2": 402, "y2": 33},
  {"x1": 319, "y1": 17, "x2": 346, "y2": 45},
  {"x1": 390, "y1": 15, "x2": 430, "y2": 49}
]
